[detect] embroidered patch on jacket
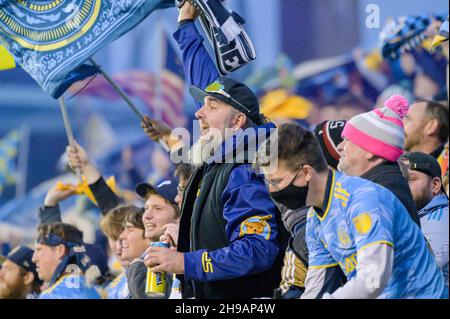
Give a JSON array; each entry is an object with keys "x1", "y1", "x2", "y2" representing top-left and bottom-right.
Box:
[{"x1": 239, "y1": 214, "x2": 272, "y2": 240}]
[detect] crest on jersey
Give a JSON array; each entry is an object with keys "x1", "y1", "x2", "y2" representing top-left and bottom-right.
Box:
[
  {"x1": 338, "y1": 226, "x2": 352, "y2": 248},
  {"x1": 352, "y1": 213, "x2": 373, "y2": 235}
]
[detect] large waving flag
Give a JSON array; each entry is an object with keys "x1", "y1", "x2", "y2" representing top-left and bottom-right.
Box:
[
  {"x1": 70, "y1": 33, "x2": 187, "y2": 128},
  {"x1": 0, "y1": 130, "x2": 20, "y2": 195},
  {"x1": 0, "y1": 0, "x2": 173, "y2": 98}
]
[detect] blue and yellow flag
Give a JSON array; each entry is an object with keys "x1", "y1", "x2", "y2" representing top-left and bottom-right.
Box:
[
  {"x1": 0, "y1": 44, "x2": 15, "y2": 70},
  {"x1": 0, "y1": 0, "x2": 173, "y2": 99},
  {"x1": 0, "y1": 130, "x2": 20, "y2": 194}
]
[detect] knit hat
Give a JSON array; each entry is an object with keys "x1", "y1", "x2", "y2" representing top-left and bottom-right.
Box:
[
  {"x1": 314, "y1": 120, "x2": 346, "y2": 169},
  {"x1": 341, "y1": 95, "x2": 409, "y2": 162}
]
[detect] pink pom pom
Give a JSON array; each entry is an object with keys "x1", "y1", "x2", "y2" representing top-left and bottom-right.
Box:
[{"x1": 384, "y1": 95, "x2": 409, "y2": 118}]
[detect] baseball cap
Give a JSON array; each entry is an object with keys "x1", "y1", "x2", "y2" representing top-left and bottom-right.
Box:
[
  {"x1": 402, "y1": 152, "x2": 442, "y2": 178},
  {"x1": 135, "y1": 179, "x2": 178, "y2": 205},
  {"x1": 189, "y1": 77, "x2": 264, "y2": 125},
  {"x1": 0, "y1": 246, "x2": 41, "y2": 284}
]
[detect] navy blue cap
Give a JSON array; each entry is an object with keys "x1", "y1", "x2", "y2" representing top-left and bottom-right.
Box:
[
  {"x1": 190, "y1": 77, "x2": 263, "y2": 125},
  {"x1": 135, "y1": 179, "x2": 178, "y2": 205},
  {"x1": 0, "y1": 246, "x2": 41, "y2": 284}
]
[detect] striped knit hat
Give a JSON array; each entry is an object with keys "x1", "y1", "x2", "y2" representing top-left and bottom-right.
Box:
[
  {"x1": 341, "y1": 95, "x2": 409, "y2": 162},
  {"x1": 314, "y1": 120, "x2": 346, "y2": 170}
]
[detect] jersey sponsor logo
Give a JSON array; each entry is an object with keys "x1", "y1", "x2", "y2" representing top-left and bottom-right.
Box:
[
  {"x1": 352, "y1": 212, "x2": 373, "y2": 235},
  {"x1": 202, "y1": 252, "x2": 214, "y2": 273},
  {"x1": 239, "y1": 214, "x2": 272, "y2": 240}
]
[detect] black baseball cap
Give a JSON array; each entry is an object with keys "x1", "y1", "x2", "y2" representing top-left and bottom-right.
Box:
[
  {"x1": 135, "y1": 179, "x2": 178, "y2": 205},
  {"x1": 402, "y1": 152, "x2": 442, "y2": 178},
  {"x1": 189, "y1": 76, "x2": 264, "y2": 125},
  {"x1": 0, "y1": 246, "x2": 41, "y2": 284}
]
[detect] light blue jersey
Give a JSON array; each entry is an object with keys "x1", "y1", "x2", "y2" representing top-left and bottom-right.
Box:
[
  {"x1": 306, "y1": 170, "x2": 446, "y2": 299},
  {"x1": 106, "y1": 271, "x2": 129, "y2": 299},
  {"x1": 39, "y1": 274, "x2": 101, "y2": 299}
]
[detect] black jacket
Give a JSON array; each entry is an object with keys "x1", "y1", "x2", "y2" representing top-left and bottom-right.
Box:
[{"x1": 361, "y1": 161, "x2": 421, "y2": 227}]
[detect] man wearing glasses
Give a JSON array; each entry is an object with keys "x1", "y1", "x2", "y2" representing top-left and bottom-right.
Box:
[{"x1": 141, "y1": 2, "x2": 287, "y2": 299}]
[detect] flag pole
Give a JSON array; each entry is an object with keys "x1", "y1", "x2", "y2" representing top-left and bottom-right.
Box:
[
  {"x1": 58, "y1": 96, "x2": 82, "y2": 182},
  {"x1": 88, "y1": 58, "x2": 170, "y2": 152},
  {"x1": 15, "y1": 123, "x2": 30, "y2": 198}
]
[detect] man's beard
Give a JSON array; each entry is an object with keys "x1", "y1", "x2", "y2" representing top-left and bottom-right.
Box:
[
  {"x1": 189, "y1": 128, "x2": 229, "y2": 166},
  {"x1": 415, "y1": 193, "x2": 433, "y2": 211},
  {"x1": 0, "y1": 278, "x2": 26, "y2": 299},
  {"x1": 404, "y1": 130, "x2": 424, "y2": 152}
]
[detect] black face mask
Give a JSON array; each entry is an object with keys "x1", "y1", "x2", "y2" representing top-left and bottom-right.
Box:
[{"x1": 270, "y1": 182, "x2": 309, "y2": 211}]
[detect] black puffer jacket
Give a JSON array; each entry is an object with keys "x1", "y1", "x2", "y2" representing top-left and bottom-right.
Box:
[{"x1": 361, "y1": 161, "x2": 421, "y2": 227}]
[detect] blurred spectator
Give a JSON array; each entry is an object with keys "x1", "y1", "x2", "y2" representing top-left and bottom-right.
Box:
[
  {"x1": 404, "y1": 100, "x2": 449, "y2": 156},
  {"x1": 338, "y1": 95, "x2": 420, "y2": 226},
  {"x1": 99, "y1": 206, "x2": 129, "y2": 299},
  {"x1": 414, "y1": 72, "x2": 441, "y2": 100},
  {"x1": 375, "y1": 83, "x2": 414, "y2": 108},
  {"x1": 174, "y1": 163, "x2": 194, "y2": 208},
  {"x1": 136, "y1": 180, "x2": 180, "y2": 299},
  {"x1": 401, "y1": 152, "x2": 448, "y2": 291},
  {"x1": 147, "y1": 147, "x2": 173, "y2": 186},
  {"x1": 118, "y1": 206, "x2": 149, "y2": 299},
  {"x1": 316, "y1": 105, "x2": 340, "y2": 124},
  {"x1": 335, "y1": 94, "x2": 371, "y2": 121},
  {"x1": 403, "y1": 100, "x2": 449, "y2": 179},
  {"x1": 32, "y1": 222, "x2": 101, "y2": 299},
  {"x1": 0, "y1": 246, "x2": 42, "y2": 299}
]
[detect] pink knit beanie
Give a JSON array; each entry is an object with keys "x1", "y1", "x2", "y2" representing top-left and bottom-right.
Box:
[{"x1": 341, "y1": 95, "x2": 409, "y2": 162}]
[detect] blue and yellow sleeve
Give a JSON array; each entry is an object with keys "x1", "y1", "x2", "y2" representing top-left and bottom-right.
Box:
[{"x1": 347, "y1": 186, "x2": 394, "y2": 253}]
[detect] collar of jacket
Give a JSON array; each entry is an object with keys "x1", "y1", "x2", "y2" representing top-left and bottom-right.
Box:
[
  {"x1": 206, "y1": 122, "x2": 276, "y2": 165},
  {"x1": 419, "y1": 193, "x2": 449, "y2": 218},
  {"x1": 279, "y1": 205, "x2": 309, "y2": 234},
  {"x1": 361, "y1": 160, "x2": 399, "y2": 180},
  {"x1": 431, "y1": 144, "x2": 445, "y2": 160}
]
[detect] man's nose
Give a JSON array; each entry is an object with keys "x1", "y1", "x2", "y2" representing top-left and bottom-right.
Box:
[{"x1": 195, "y1": 105, "x2": 206, "y2": 120}]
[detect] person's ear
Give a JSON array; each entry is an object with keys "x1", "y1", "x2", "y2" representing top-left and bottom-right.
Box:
[
  {"x1": 431, "y1": 177, "x2": 442, "y2": 196},
  {"x1": 303, "y1": 165, "x2": 313, "y2": 183},
  {"x1": 54, "y1": 244, "x2": 67, "y2": 260},
  {"x1": 424, "y1": 119, "x2": 439, "y2": 137},
  {"x1": 23, "y1": 271, "x2": 34, "y2": 286},
  {"x1": 233, "y1": 113, "x2": 246, "y2": 131}
]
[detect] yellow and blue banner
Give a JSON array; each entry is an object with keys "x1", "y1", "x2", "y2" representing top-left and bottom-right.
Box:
[{"x1": 0, "y1": 0, "x2": 173, "y2": 98}]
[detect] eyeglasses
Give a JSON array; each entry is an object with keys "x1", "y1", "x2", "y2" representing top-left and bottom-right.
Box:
[{"x1": 263, "y1": 165, "x2": 304, "y2": 191}]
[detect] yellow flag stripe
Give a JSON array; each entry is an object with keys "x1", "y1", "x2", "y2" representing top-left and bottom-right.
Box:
[{"x1": 0, "y1": 45, "x2": 16, "y2": 70}]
